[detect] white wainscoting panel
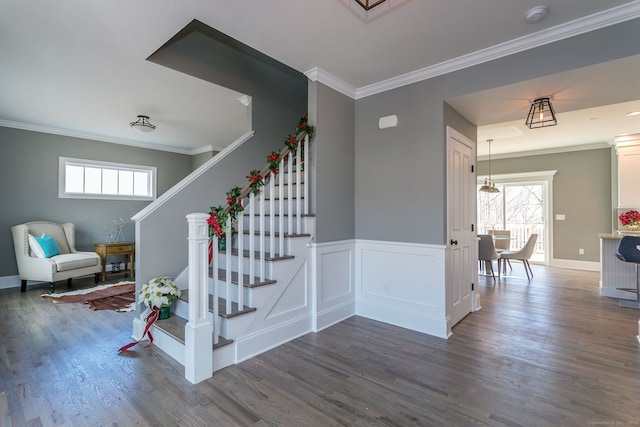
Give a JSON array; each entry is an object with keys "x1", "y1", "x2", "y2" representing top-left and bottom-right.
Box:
[
  {"x1": 355, "y1": 240, "x2": 448, "y2": 338},
  {"x1": 312, "y1": 240, "x2": 356, "y2": 332}
]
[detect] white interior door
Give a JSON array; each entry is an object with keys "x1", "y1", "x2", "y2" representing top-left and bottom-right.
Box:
[{"x1": 447, "y1": 127, "x2": 475, "y2": 327}]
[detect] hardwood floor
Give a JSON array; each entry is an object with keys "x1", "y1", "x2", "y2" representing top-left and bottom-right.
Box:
[{"x1": 1, "y1": 266, "x2": 639, "y2": 426}]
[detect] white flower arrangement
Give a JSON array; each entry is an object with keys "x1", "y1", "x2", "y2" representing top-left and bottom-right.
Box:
[{"x1": 139, "y1": 276, "x2": 181, "y2": 309}]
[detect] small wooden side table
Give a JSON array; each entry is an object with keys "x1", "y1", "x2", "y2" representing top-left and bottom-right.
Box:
[{"x1": 94, "y1": 242, "x2": 135, "y2": 282}]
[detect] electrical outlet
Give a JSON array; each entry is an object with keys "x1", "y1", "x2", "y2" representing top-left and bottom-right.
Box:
[{"x1": 579, "y1": 248, "x2": 584, "y2": 255}]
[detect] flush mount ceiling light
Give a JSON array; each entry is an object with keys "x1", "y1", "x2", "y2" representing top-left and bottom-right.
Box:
[
  {"x1": 479, "y1": 139, "x2": 500, "y2": 193},
  {"x1": 525, "y1": 97, "x2": 557, "y2": 129},
  {"x1": 355, "y1": 0, "x2": 387, "y2": 10},
  {"x1": 129, "y1": 115, "x2": 156, "y2": 133}
]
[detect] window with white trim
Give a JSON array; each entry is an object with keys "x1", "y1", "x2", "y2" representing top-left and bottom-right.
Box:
[{"x1": 59, "y1": 157, "x2": 156, "y2": 201}]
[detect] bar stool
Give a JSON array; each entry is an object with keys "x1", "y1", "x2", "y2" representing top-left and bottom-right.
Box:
[{"x1": 614, "y1": 235, "x2": 640, "y2": 309}]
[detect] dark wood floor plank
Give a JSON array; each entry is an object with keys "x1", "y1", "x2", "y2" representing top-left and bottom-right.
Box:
[{"x1": 1, "y1": 267, "x2": 640, "y2": 426}]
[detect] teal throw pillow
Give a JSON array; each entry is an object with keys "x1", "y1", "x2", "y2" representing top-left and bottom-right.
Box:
[{"x1": 34, "y1": 234, "x2": 61, "y2": 258}]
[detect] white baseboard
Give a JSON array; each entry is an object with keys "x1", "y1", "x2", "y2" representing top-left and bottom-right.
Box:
[
  {"x1": 0, "y1": 275, "x2": 20, "y2": 289},
  {"x1": 235, "y1": 313, "x2": 313, "y2": 363},
  {"x1": 315, "y1": 301, "x2": 355, "y2": 332},
  {"x1": 551, "y1": 258, "x2": 600, "y2": 271},
  {"x1": 356, "y1": 300, "x2": 449, "y2": 339},
  {"x1": 0, "y1": 264, "x2": 127, "y2": 290}
]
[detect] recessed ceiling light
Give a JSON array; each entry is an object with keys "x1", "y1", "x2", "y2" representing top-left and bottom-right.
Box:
[
  {"x1": 626, "y1": 111, "x2": 640, "y2": 116},
  {"x1": 525, "y1": 5, "x2": 549, "y2": 24}
]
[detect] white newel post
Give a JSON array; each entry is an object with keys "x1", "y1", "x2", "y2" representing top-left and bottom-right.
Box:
[{"x1": 185, "y1": 213, "x2": 213, "y2": 384}]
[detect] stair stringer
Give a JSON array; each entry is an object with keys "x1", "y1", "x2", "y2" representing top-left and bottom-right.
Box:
[{"x1": 230, "y1": 236, "x2": 314, "y2": 366}]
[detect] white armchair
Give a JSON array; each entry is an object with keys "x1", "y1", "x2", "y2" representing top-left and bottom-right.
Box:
[{"x1": 11, "y1": 221, "x2": 102, "y2": 293}]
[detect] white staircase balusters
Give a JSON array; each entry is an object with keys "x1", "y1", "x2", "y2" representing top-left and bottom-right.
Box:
[
  {"x1": 249, "y1": 193, "x2": 255, "y2": 285},
  {"x1": 236, "y1": 203, "x2": 244, "y2": 311},
  {"x1": 259, "y1": 192, "x2": 266, "y2": 282},
  {"x1": 287, "y1": 151, "x2": 293, "y2": 236},
  {"x1": 278, "y1": 165, "x2": 284, "y2": 257},
  {"x1": 269, "y1": 178, "x2": 275, "y2": 258},
  {"x1": 296, "y1": 141, "x2": 302, "y2": 234},
  {"x1": 225, "y1": 216, "x2": 232, "y2": 314},
  {"x1": 212, "y1": 235, "x2": 219, "y2": 345},
  {"x1": 303, "y1": 135, "x2": 309, "y2": 215}
]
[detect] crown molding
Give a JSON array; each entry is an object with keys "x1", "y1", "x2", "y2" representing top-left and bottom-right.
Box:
[
  {"x1": 304, "y1": 67, "x2": 358, "y2": 99},
  {"x1": 308, "y1": 1, "x2": 640, "y2": 100},
  {"x1": 0, "y1": 119, "x2": 210, "y2": 155}
]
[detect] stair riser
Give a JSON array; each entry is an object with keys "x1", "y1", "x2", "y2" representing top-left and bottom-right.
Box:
[
  {"x1": 238, "y1": 234, "x2": 298, "y2": 249},
  {"x1": 218, "y1": 311, "x2": 256, "y2": 340},
  {"x1": 264, "y1": 183, "x2": 304, "y2": 199},
  {"x1": 240, "y1": 216, "x2": 305, "y2": 233},
  {"x1": 215, "y1": 280, "x2": 252, "y2": 302},
  {"x1": 242, "y1": 215, "x2": 295, "y2": 233},
  {"x1": 217, "y1": 254, "x2": 277, "y2": 275},
  {"x1": 244, "y1": 202, "x2": 305, "y2": 215}
]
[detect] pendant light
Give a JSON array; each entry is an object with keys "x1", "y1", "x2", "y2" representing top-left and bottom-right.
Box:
[
  {"x1": 479, "y1": 139, "x2": 500, "y2": 193},
  {"x1": 525, "y1": 97, "x2": 557, "y2": 129},
  {"x1": 354, "y1": 0, "x2": 387, "y2": 10}
]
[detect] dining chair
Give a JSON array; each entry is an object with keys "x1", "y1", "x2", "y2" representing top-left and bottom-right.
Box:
[
  {"x1": 498, "y1": 233, "x2": 538, "y2": 280},
  {"x1": 489, "y1": 229, "x2": 512, "y2": 270},
  {"x1": 478, "y1": 234, "x2": 500, "y2": 280}
]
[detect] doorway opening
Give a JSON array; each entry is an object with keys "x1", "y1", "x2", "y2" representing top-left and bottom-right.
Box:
[{"x1": 477, "y1": 170, "x2": 557, "y2": 265}]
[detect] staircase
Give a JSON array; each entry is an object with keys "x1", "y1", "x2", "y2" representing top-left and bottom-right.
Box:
[{"x1": 145, "y1": 123, "x2": 314, "y2": 383}]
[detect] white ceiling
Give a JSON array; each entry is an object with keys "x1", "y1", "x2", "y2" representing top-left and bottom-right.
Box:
[{"x1": 2, "y1": 0, "x2": 640, "y2": 155}]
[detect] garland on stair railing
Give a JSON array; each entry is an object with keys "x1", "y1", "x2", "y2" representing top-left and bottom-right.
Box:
[{"x1": 207, "y1": 115, "x2": 315, "y2": 242}]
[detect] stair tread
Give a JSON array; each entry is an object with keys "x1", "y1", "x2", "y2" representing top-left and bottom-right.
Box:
[
  {"x1": 227, "y1": 249, "x2": 294, "y2": 262},
  {"x1": 241, "y1": 231, "x2": 311, "y2": 238},
  {"x1": 180, "y1": 289, "x2": 257, "y2": 318},
  {"x1": 153, "y1": 314, "x2": 233, "y2": 349},
  {"x1": 209, "y1": 267, "x2": 277, "y2": 288},
  {"x1": 242, "y1": 213, "x2": 316, "y2": 218},
  {"x1": 263, "y1": 196, "x2": 305, "y2": 200}
]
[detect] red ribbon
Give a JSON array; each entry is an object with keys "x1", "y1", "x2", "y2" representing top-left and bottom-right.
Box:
[{"x1": 117, "y1": 307, "x2": 160, "y2": 353}]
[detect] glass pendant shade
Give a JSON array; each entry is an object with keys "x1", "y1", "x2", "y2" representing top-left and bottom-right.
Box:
[
  {"x1": 479, "y1": 178, "x2": 500, "y2": 193},
  {"x1": 525, "y1": 97, "x2": 557, "y2": 129}
]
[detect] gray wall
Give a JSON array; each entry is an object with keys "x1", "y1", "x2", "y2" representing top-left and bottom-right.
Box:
[
  {"x1": 354, "y1": 18, "x2": 640, "y2": 245},
  {"x1": 309, "y1": 81, "x2": 356, "y2": 243},
  {"x1": 192, "y1": 150, "x2": 218, "y2": 170},
  {"x1": 0, "y1": 127, "x2": 192, "y2": 277},
  {"x1": 478, "y1": 148, "x2": 612, "y2": 263},
  {"x1": 443, "y1": 102, "x2": 476, "y2": 144}
]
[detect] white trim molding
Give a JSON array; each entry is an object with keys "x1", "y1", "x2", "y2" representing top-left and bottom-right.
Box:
[{"x1": 306, "y1": 2, "x2": 640, "y2": 100}]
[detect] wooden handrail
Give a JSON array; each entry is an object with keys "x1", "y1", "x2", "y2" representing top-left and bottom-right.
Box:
[{"x1": 222, "y1": 129, "x2": 309, "y2": 212}]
